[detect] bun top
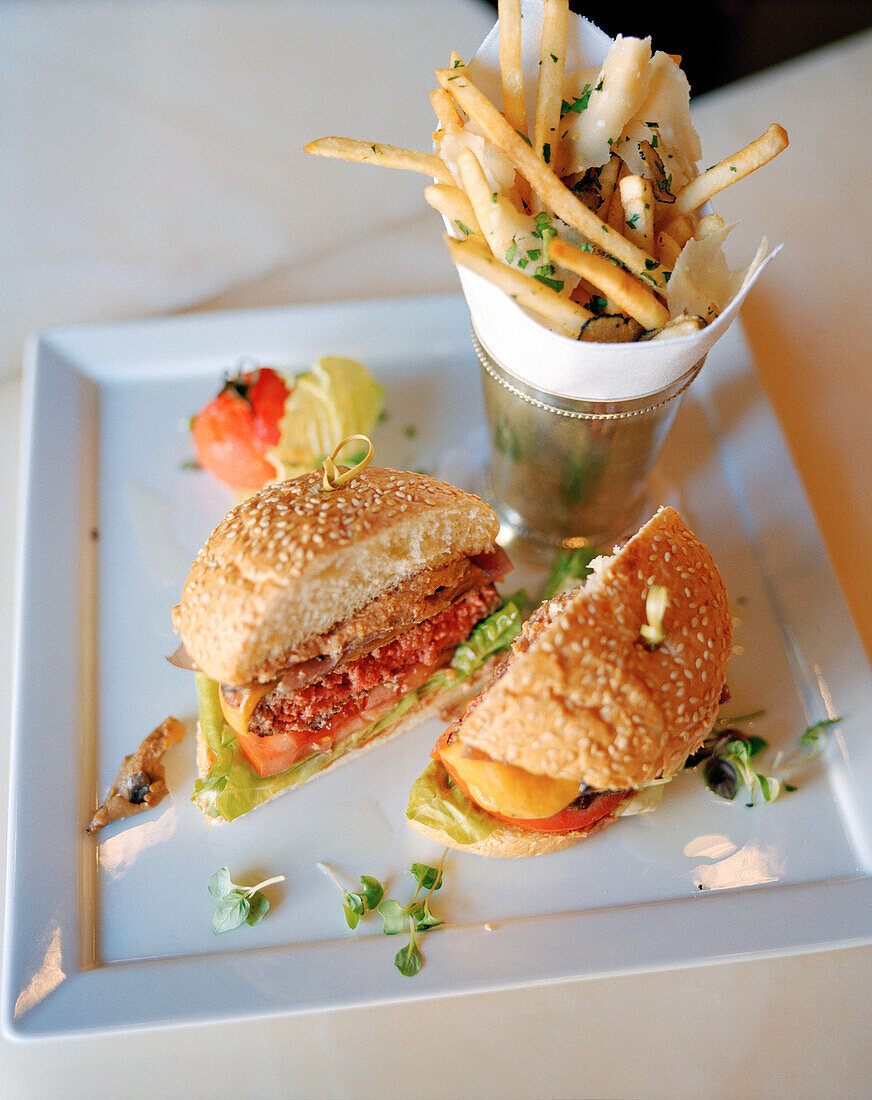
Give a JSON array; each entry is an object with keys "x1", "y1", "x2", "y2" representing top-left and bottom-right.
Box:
[
  {"x1": 174, "y1": 467, "x2": 499, "y2": 686},
  {"x1": 455, "y1": 507, "x2": 732, "y2": 790}
]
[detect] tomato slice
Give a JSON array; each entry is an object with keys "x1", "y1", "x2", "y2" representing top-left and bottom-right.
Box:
[
  {"x1": 485, "y1": 791, "x2": 628, "y2": 832},
  {"x1": 236, "y1": 717, "x2": 352, "y2": 778},
  {"x1": 237, "y1": 662, "x2": 440, "y2": 778},
  {"x1": 435, "y1": 732, "x2": 628, "y2": 834}
]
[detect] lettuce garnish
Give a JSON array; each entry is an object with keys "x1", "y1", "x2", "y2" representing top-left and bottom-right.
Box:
[
  {"x1": 405, "y1": 760, "x2": 497, "y2": 845},
  {"x1": 191, "y1": 593, "x2": 525, "y2": 823}
]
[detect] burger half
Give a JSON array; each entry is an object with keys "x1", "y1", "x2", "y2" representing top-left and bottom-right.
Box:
[
  {"x1": 173, "y1": 467, "x2": 517, "y2": 823},
  {"x1": 406, "y1": 507, "x2": 732, "y2": 857}
]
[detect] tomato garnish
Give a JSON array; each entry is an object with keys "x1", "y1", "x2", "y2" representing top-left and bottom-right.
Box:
[
  {"x1": 246, "y1": 367, "x2": 288, "y2": 446},
  {"x1": 191, "y1": 367, "x2": 289, "y2": 491}
]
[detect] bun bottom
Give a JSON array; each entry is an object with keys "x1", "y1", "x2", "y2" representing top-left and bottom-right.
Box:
[
  {"x1": 195, "y1": 658, "x2": 500, "y2": 824},
  {"x1": 408, "y1": 807, "x2": 620, "y2": 858}
]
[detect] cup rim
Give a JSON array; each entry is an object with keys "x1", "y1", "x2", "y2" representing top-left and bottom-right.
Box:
[{"x1": 472, "y1": 327, "x2": 705, "y2": 419}]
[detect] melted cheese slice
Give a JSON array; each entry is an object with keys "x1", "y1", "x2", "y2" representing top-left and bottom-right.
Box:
[
  {"x1": 219, "y1": 681, "x2": 277, "y2": 736},
  {"x1": 440, "y1": 738, "x2": 579, "y2": 819}
]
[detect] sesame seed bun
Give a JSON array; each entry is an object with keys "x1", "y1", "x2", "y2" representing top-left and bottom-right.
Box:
[
  {"x1": 456, "y1": 506, "x2": 732, "y2": 792},
  {"x1": 174, "y1": 468, "x2": 500, "y2": 686},
  {"x1": 409, "y1": 507, "x2": 732, "y2": 858}
]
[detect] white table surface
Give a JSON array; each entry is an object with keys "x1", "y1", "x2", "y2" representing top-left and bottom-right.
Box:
[{"x1": 2, "y1": 3, "x2": 871, "y2": 1095}]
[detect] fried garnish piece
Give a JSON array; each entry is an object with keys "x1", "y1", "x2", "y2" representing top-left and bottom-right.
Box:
[{"x1": 87, "y1": 716, "x2": 185, "y2": 834}]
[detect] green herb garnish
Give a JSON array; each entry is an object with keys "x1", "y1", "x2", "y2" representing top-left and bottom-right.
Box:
[
  {"x1": 799, "y1": 717, "x2": 841, "y2": 747},
  {"x1": 320, "y1": 859, "x2": 446, "y2": 976},
  {"x1": 560, "y1": 84, "x2": 592, "y2": 116},
  {"x1": 318, "y1": 863, "x2": 384, "y2": 929},
  {"x1": 688, "y1": 712, "x2": 843, "y2": 803},
  {"x1": 208, "y1": 867, "x2": 285, "y2": 934},
  {"x1": 533, "y1": 269, "x2": 563, "y2": 292},
  {"x1": 542, "y1": 546, "x2": 597, "y2": 601}
]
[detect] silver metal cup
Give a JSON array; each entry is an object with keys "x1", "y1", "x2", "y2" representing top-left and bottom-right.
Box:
[{"x1": 473, "y1": 327, "x2": 703, "y2": 548}]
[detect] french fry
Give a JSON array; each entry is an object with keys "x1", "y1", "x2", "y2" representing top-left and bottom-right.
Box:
[
  {"x1": 648, "y1": 314, "x2": 703, "y2": 339},
  {"x1": 303, "y1": 137, "x2": 453, "y2": 185},
  {"x1": 656, "y1": 229, "x2": 682, "y2": 267},
  {"x1": 694, "y1": 212, "x2": 725, "y2": 240},
  {"x1": 456, "y1": 149, "x2": 508, "y2": 253},
  {"x1": 424, "y1": 183, "x2": 482, "y2": 241},
  {"x1": 548, "y1": 238, "x2": 670, "y2": 330},
  {"x1": 430, "y1": 88, "x2": 463, "y2": 131},
  {"x1": 498, "y1": 0, "x2": 526, "y2": 135},
  {"x1": 534, "y1": 0, "x2": 569, "y2": 165},
  {"x1": 661, "y1": 213, "x2": 694, "y2": 247},
  {"x1": 437, "y1": 64, "x2": 670, "y2": 292},
  {"x1": 606, "y1": 183, "x2": 626, "y2": 232},
  {"x1": 447, "y1": 234, "x2": 593, "y2": 337},
  {"x1": 619, "y1": 175, "x2": 654, "y2": 248},
  {"x1": 672, "y1": 123, "x2": 789, "y2": 216}
]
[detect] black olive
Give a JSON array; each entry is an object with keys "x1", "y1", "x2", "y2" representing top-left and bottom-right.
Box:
[
  {"x1": 704, "y1": 757, "x2": 738, "y2": 801},
  {"x1": 126, "y1": 771, "x2": 152, "y2": 804}
]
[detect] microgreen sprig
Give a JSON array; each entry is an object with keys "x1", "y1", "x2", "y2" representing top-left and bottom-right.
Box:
[
  {"x1": 208, "y1": 867, "x2": 285, "y2": 934},
  {"x1": 319, "y1": 857, "x2": 447, "y2": 976},
  {"x1": 378, "y1": 861, "x2": 445, "y2": 976},
  {"x1": 317, "y1": 862, "x2": 384, "y2": 929},
  {"x1": 687, "y1": 712, "x2": 842, "y2": 804}
]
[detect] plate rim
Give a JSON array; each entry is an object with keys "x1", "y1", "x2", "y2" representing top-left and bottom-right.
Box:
[{"x1": 5, "y1": 294, "x2": 871, "y2": 1040}]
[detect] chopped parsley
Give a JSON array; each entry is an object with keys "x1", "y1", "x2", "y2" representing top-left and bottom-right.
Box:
[
  {"x1": 560, "y1": 84, "x2": 593, "y2": 116},
  {"x1": 504, "y1": 241, "x2": 517, "y2": 264},
  {"x1": 626, "y1": 213, "x2": 640, "y2": 228},
  {"x1": 454, "y1": 220, "x2": 472, "y2": 236},
  {"x1": 586, "y1": 295, "x2": 608, "y2": 314},
  {"x1": 543, "y1": 142, "x2": 551, "y2": 164},
  {"x1": 533, "y1": 268, "x2": 564, "y2": 292}
]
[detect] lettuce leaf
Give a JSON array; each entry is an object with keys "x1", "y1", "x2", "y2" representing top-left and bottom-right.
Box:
[
  {"x1": 406, "y1": 760, "x2": 497, "y2": 845},
  {"x1": 612, "y1": 783, "x2": 665, "y2": 816},
  {"x1": 450, "y1": 589, "x2": 525, "y2": 677},
  {"x1": 541, "y1": 547, "x2": 597, "y2": 601},
  {"x1": 191, "y1": 593, "x2": 525, "y2": 822}
]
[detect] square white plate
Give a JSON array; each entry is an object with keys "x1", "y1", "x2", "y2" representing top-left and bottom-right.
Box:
[{"x1": 4, "y1": 295, "x2": 871, "y2": 1039}]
